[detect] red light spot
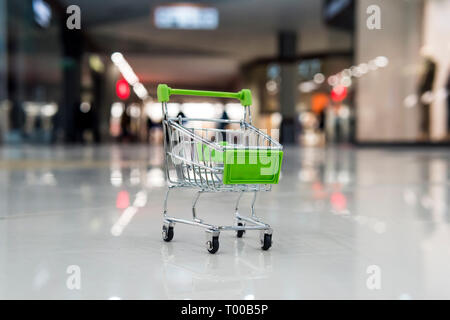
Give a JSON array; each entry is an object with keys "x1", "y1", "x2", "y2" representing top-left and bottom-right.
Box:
[
  {"x1": 116, "y1": 79, "x2": 130, "y2": 100},
  {"x1": 116, "y1": 190, "x2": 130, "y2": 209},
  {"x1": 330, "y1": 191, "x2": 347, "y2": 211},
  {"x1": 331, "y1": 85, "x2": 348, "y2": 102}
]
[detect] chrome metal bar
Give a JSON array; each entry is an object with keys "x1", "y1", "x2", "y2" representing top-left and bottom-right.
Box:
[
  {"x1": 192, "y1": 190, "x2": 203, "y2": 222},
  {"x1": 163, "y1": 186, "x2": 173, "y2": 217},
  {"x1": 169, "y1": 118, "x2": 242, "y2": 124},
  {"x1": 164, "y1": 216, "x2": 269, "y2": 231},
  {"x1": 165, "y1": 216, "x2": 218, "y2": 230},
  {"x1": 234, "y1": 191, "x2": 244, "y2": 212},
  {"x1": 235, "y1": 213, "x2": 270, "y2": 228},
  {"x1": 201, "y1": 139, "x2": 210, "y2": 188},
  {"x1": 168, "y1": 121, "x2": 225, "y2": 151},
  {"x1": 247, "y1": 124, "x2": 282, "y2": 147},
  {"x1": 218, "y1": 225, "x2": 267, "y2": 231},
  {"x1": 161, "y1": 103, "x2": 171, "y2": 183},
  {"x1": 251, "y1": 191, "x2": 257, "y2": 217},
  {"x1": 167, "y1": 152, "x2": 221, "y2": 172}
]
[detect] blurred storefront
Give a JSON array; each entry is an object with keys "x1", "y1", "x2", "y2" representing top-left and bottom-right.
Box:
[
  {"x1": 1, "y1": 0, "x2": 63, "y2": 144},
  {"x1": 0, "y1": 0, "x2": 449, "y2": 146},
  {"x1": 356, "y1": 0, "x2": 450, "y2": 143}
]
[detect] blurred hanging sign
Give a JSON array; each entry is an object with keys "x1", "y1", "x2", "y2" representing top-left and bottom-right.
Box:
[{"x1": 154, "y1": 5, "x2": 219, "y2": 29}]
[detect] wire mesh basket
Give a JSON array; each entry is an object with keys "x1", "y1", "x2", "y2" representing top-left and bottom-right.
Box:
[{"x1": 158, "y1": 84, "x2": 283, "y2": 253}]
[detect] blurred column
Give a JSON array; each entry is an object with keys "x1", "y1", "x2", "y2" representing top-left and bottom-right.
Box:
[
  {"x1": 58, "y1": 25, "x2": 83, "y2": 143},
  {"x1": 423, "y1": 0, "x2": 450, "y2": 141},
  {"x1": 355, "y1": 0, "x2": 423, "y2": 142},
  {"x1": 0, "y1": 0, "x2": 6, "y2": 143},
  {"x1": 0, "y1": 0, "x2": 7, "y2": 295},
  {"x1": 6, "y1": 1, "x2": 27, "y2": 140},
  {"x1": 278, "y1": 31, "x2": 298, "y2": 144},
  {"x1": 90, "y1": 63, "x2": 104, "y2": 143},
  {"x1": 0, "y1": 0, "x2": 6, "y2": 99},
  {"x1": 101, "y1": 64, "x2": 120, "y2": 142}
]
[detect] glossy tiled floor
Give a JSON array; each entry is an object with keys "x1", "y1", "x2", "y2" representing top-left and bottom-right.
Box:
[{"x1": 0, "y1": 144, "x2": 449, "y2": 299}]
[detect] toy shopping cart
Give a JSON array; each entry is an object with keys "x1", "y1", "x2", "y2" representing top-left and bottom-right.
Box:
[{"x1": 157, "y1": 84, "x2": 283, "y2": 254}]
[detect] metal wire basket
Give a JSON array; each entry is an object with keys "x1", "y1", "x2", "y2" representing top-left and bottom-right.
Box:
[{"x1": 158, "y1": 84, "x2": 283, "y2": 253}]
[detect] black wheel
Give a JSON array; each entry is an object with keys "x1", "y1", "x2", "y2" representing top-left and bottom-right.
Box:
[
  {"x1": 207, "y1": 236, "x2": 219, "y2": 254},
  {"x1": 261, "y1": 233, "x2": 272, "y2": 250},
  {"x1": 162, "y1": 225, "x2": 174, "y2": 242},
  {"x1": 236, "y1": 222, "x2": 245, "y2": 238}
]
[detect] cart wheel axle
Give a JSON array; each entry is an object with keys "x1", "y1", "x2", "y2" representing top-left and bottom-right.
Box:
[
  {"x1": 261, "y1": 233, "x2": 272, "y2": 250},
  {"x1": 236, "y1": 222, "x2": 245, "y2": 238},
  {"x1": 162, "y1": 225, "x2": 174, "y2": 242},
  {"x1": 206, "y1": 236, "x2": 219, "y2": 254}
]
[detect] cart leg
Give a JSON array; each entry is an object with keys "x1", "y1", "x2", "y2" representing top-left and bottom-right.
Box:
[
  {"x1": 162, "y1": 187, "x2": 175, "y2": 242},
  {"x1": 234, "y1": 191, "x2": 244, "y2": 213},
  {"x1": 192, "y1": 190, "x2": 203, "y2": 223},
  {"x1": 237, "y1": 191, "x2": 270, "y2": 229},
  {"x1": 234, "y1": 192, "x2": 246, "y2": 238},
  {"x1": 250, "y1": 191, "x2": 274, "y2": 250},
  {"x1": 250, "y1": 191, "x2": 257, "y2": 218},
  {"x1": 163, "y1": 187, "x2": 172, "y2": 219}
]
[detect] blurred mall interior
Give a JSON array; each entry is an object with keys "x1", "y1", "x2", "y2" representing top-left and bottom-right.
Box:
[
  {"x1": 1, "y1": 0, "x2": 450, "y2": 299},
  {"x1": 1, "y1": 0, "x2": 449, "y2": 146}
]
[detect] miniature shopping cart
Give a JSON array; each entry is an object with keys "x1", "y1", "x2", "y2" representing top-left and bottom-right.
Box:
[{"x1": 157, "y1": 84, "x2": 283, "y2": 254}]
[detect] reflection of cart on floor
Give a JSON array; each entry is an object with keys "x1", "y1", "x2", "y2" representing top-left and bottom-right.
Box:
[
  {"x1": 158, "y1": 84, "x2": 283, "y2": 254},
  {"x1": 160, "y1": 244, "x2": 273, "y2": 299}
]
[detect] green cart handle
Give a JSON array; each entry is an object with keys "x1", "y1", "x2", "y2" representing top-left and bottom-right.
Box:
[{"x1": 157, "y1": 84, "x2": 252, "y2": 106}]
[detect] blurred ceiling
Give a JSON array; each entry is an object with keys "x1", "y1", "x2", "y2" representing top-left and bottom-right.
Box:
[{"x1": 58, "y1": 0, "x2": 353, "y2": 89}]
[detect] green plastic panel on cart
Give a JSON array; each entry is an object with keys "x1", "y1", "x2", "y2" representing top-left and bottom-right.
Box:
[
  {"x1": 196, "y1": 143, "x2": 283, "y2": 184},
  {"x1": 223, "y1": 149, "x2": 283, "y2": 185}
]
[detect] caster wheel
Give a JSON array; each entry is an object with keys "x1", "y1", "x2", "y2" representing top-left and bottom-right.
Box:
[
  {"x1": 236, "y1": 222, "x2": 245, "y2": 238},
  {"x1": 206, "y1": 236, "x2": 219, "y2": 254},
  {"x1": 162, "y1": 225, "x2": 174, "y2": 242},
  {"x1": 261, "y1": 233, "x2": 272, "y2": 251}
]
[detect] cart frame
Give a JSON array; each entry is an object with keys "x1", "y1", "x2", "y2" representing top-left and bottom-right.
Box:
[{"x1": 158, "y1": 84, "x2": 283, "y2": 253}]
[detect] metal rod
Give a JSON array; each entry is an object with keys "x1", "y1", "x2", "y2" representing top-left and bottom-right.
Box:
[
  {"x1": 192, "y1": 190, "x2": 203, "y2": 222},
  {"x1": 235, "y1": 191, "x2": 244, "y2": 212},
  {"x1": 163, "y1": 186, "x2": 173, "y2": 217},
  {"x1": 251, "y1": 191, "x2": 257, "y2": 217}
]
